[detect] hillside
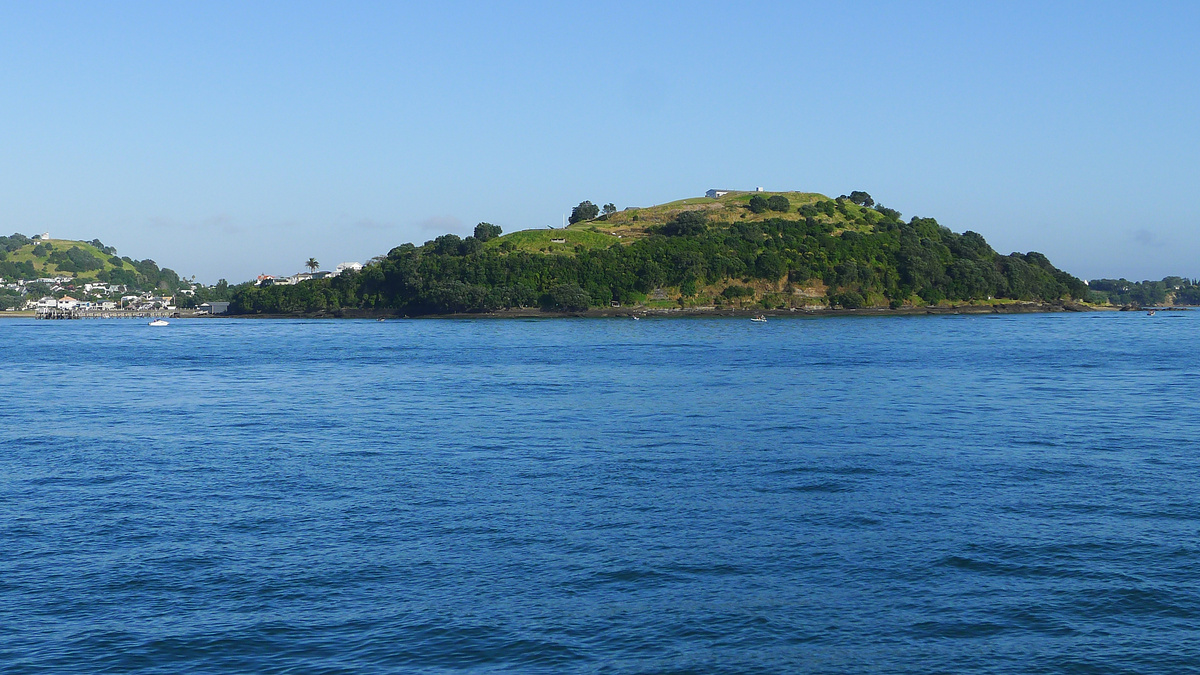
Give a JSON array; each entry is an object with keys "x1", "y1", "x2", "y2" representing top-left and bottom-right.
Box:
[
  {"x1": 581, "y1": 191, "x2": 875, "y2": 239},
  {"x1": 229, "y1": 189, "x2": 1091, "y2": 316},
  {"x1": 0, "y1": 233, "x2": 185, "y2": 292}
]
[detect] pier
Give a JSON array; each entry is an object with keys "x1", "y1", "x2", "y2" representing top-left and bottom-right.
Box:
[{"x1": 35, "y1": 308, "x2": 180, "y2": 320}]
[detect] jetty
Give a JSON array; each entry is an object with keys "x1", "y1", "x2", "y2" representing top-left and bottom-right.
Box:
[{"x1": 35, "y1": 308, "x2": 179, "y2": 320}]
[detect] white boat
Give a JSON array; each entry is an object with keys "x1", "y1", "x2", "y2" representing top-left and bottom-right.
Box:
[
  {"x1": 148, "y1": 319, "x2": 169, "y2": 326},
  {"x1": 750, "y1": 315, "x2": 767, "y2": 323}
]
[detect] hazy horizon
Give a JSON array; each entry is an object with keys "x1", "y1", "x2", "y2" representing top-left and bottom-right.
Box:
[{"x1": 2, "y1": 1, "x2": 1197, "y2": 284}]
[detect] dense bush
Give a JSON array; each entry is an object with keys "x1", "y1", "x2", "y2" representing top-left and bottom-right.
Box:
[{"x1": 229, "y1": 205, "x2": 1089, "y2": 316}]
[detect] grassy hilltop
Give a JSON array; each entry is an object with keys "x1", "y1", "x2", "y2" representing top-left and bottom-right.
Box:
[
  {"x1": 0, "y1": 233, "x2": 185, "y2": 292},
  {"x1": 1, "y1": 238, "x2": 134, "y2": 279},
  {"x1": 230, "y1": 189, "x2": 1091, "y2": 315}
]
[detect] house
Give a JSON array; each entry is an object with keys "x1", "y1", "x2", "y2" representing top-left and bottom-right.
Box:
[
  {"x1": 705, "y1": 189, "x2": 735, "y2": 198},
  {"x1": 335, "y1": 262, "x2": 363, "y2": 273},
  {"x1": 755, "y1": 187, "x2": 764, "y2": 192},
  {"x1": 36, "y1": 296, "x2": 58, "y2": 309},
  {"x1": 256, "y1": 275, "x2": 275, "y2": 286},
  {"x1": 199, "y1": 302, "x2": 230, "y2": 315},
  {"x1": 57, "y1": 296, "x2": 80, "y2": 310}
]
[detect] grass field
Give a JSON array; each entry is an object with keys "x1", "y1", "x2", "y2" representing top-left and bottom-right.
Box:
[
  {"x1": 578, "y1": 190, "x2": 874, "y2": 239},
  {"x1": 4, "y1": 239, "x2": 137, "y2": 279},
  {"x1": 485, "y1": 228, "x2": 620, "y2": 254},
  {"x1": 482, "y1": 189, "x2": 878, "y2": 255}
]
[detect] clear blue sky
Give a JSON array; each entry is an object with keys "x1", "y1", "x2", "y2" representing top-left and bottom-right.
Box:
[{"x1": 2, "y1": 1, "x2": 1197, "y2": 283}]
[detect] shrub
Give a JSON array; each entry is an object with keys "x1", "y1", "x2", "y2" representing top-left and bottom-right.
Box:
[
  {"x1": 748, "y1": 196, "x2": 769, "y2": 214},
  {"x1": 661, "y1": 211, "x2": 708, "y2": 236},
  {"x1": 721, "y1": 285, "x2": 755, "y2": 299},
  {"x1": 832, "y1": 290, "x2": 866, "y2": 309},
  {"x1": 767, "y1": 195, "x2": 790, "y2": 212},
  {"x1": 544, "y1": 283, "x2": 591, "y2": 311}
]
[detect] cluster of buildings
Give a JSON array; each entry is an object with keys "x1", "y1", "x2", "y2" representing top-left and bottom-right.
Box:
[
  {"x1": 27, "y1": 292, "x2": 176, "y2": 313},
  {"x1": 255, "y1": 262, "x2": 363, "y2": 287}
]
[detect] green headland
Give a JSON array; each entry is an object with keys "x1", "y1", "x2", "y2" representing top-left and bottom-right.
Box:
[{"x1": 228, "y1": 190, "x2": 1096, "y2": 316}]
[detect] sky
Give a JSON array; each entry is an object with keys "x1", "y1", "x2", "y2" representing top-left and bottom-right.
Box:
[{"x1": 1, "y1": 1, "x2": 1197, "y2": 283}]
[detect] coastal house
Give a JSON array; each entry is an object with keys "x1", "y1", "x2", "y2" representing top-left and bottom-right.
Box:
[
  {"x1": 57, "y1": 296, "x2": 80, "y2": 310},
  {"x1": 705, "y1": 189, "x2": 735, "y2": 198},
  {"x1": 336, "y1": 262, "x2": 363, "y2": 273},
  {"x1": 36, "y1": 296, "x2": 58, "y2": 309}
]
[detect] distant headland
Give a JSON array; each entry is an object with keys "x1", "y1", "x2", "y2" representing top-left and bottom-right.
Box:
[{"x1": 4, "y1": 190, "x2": 1198, "y2": 318}]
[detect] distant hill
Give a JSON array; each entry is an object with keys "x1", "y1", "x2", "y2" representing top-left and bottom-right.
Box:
[
  {"x1": 229, "y1": 189, "x2": 1092, "y2": 316},
  {"x1": 0, "y1": 233, "x2": 185, "y2": 292}
]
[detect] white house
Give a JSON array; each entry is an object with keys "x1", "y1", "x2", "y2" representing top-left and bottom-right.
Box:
[
  {"x1": 705, "y1": 189, "x2": 735, "y2": 198},
  {"x1": 335, "y1": 262, "x2": 363, "y2": 273},
  {"x1": 57, "y1": 296, "x2": 80, "y2": 310},
  {"x1": 36, "y1": 296, "x2": 58, "y2": 309}
]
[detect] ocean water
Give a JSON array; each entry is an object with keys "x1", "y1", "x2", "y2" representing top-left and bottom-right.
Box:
[{"x1": 2, "y1": 312, "x2": 1199, "y2": 673}]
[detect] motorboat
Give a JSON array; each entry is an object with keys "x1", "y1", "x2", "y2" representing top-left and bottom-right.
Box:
[
  {"x1": 750, "y1": 315, "x2": 767, "y2": 323},
  {"x1": 148, "y1": 319, "x2": 169, "y2": 326}
]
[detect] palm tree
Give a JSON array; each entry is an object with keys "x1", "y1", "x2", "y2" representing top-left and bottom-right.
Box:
[{"x1": 305, "y1": 258, "x2": 319, "y2": 273}]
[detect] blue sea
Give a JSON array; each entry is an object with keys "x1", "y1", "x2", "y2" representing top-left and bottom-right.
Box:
[{"x1": 2, "y1": 312, "x2": 1199, "y2": 673}]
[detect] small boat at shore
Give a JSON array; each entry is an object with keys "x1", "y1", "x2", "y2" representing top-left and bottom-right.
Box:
[{"x1": 148, "y1": 319, "x2": 169, "y2": 326}]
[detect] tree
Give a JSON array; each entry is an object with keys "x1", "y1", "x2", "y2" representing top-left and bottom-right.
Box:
[
  {"x1": 569, "y1": 201, "x2": 599, "y2": 224},
  {"x1": 603, "y1": 203, "x2": 617, "y2": 216},
  {"x1": 545, "y1": 283, "x2": 591, "y2": 311},
  {"x1": 474, "y1": 222, "x2": 503, "y2": 241},
  {"x1": 306, "y1": 258, "x2": 320, "y2": 273},
  {"x1": 848, "y1": 191, "x2": 874, "y2": 208},
  {"x1": 748, "y1": 195, "x2": 769, "y2": 214},
  {"x1": 661, "y1": 211, "x2": 707, "y2": 236},
  {"x1": 767, "y1": 195, "x2": 790, "y2": 212}
]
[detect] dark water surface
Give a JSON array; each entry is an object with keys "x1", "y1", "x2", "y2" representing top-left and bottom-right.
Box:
[{"x1": 2, "y1": 313, "x2": 1199, "y2": 673}]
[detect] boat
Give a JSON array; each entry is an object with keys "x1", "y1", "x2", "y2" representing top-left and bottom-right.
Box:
[
  {"x1": 148, "y1": 319, "x2": 169, "y2": 326},
  {"x1": 750, "y1": 315, "x2": 767, "y2": 323},
  {"x1": 631, "y1": 315, "x2": 640, "y2": 320},
  {"x1": 1147, "y1": 309, "x2": 1156, "y2": 316}
]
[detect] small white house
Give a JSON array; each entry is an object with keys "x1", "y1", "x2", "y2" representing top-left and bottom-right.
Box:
[
  {"x1": 36, "y1": 296, "x2": 58, "y2": 309},
  {"x1": 705, "y1": 189, "x2": 734, "y2": 198},
  {"x1": 57, "y1": 296, "x2": 80, "y2": 310},
  {"x1": 335, "y1": 262, "x2": 363, "y2": 273}
]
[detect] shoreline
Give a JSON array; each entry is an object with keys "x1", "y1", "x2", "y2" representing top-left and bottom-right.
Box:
[
  {"x1": 228, "y1": 301, "x2": 1114, "y2": 320},
  {"x1": 6, "y1": 303, "x2": 1187, "y2": 321}
]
